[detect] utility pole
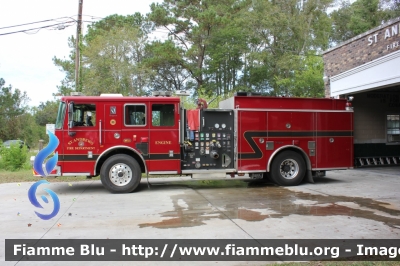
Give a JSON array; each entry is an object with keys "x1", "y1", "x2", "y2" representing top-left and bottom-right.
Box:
[{"x1": 75, "y1": 0, "x2": 83, "y2": 91}]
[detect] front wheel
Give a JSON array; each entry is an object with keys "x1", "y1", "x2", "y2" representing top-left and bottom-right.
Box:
[
  {"x1": 100, "y1": 154, "x2": 141, "y2": 193},
  {"x1": 270, "y1": 151, "x2": 305, "y2": 186}
]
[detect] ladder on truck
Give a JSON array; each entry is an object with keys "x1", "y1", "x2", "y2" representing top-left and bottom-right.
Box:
[{"x1": 356, "y1": 156, "x2": 400, "y2": 167}]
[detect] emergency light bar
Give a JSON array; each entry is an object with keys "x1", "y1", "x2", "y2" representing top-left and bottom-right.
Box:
[
  {"x1": 70, "y1": 92, "x2": 84, "y2": 96},
  {"x1": 152, "y1": 91, "x2": 172, "y2": 97},
  {"x1": 100, "y1": 93, "x2": 123, "y2": 97}
]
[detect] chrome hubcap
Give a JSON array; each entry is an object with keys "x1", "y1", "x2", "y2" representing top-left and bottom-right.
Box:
[
  {"x1": 109, "y1": 163, "x2": 132, "y2": 186},
  {"x1": 279, "y1": 159, "x2": 299, "y2": 180}
]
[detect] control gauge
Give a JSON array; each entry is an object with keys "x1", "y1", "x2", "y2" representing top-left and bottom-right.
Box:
[
  {"x1": 214, "y1": 123, "x2": 220, "y2": 129},
  {"x1": 221, "y1": 123, "x2": 226, "y2": 129}
]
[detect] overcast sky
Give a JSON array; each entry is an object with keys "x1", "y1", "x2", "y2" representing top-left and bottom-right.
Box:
[{"x1": 0, "y1": 0, "x2": 160, "y2": 107}]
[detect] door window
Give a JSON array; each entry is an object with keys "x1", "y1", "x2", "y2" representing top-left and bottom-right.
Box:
[
  {"x1": 72, "y1": 104, "x2": 96, "y2": 127},
  {"x1": 152, "y1": 104, "x2": 175, "y2": 126},
  {"x1": 125, "y1": 104, "x2": 146, "y2": 126}
]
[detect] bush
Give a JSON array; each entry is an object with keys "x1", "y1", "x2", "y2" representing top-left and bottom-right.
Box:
[{"x1": 0, "y1": 142, "x2": 29, "y2": 171}]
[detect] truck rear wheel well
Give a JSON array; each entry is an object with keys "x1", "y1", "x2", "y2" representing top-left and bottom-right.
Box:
[
  {"x1": 268, "y1": 147, "x2": 311, "y2": 173},
  {"x1": 95, "y1": 148, "x2": 146, "y2": 176}
]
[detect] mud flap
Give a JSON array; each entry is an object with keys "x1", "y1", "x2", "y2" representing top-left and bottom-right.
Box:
[
  {"x1": 146, "y1": 172, "x2": 151, "y2": 188},
  {"x1": 306, "y1": 169, "x2": 314, "y2": 183}
]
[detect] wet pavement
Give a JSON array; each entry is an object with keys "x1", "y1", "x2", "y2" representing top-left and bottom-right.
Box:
[
  {"x1": 1, "y1": 166, "x2": 400, "y2": 265},
  {"x1": 140, "y1": 180, "x2": 400, "y2": 230}
]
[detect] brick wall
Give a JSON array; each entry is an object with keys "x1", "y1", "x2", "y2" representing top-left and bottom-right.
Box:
[{"x1": 323, "y1": 17, "x2": 400, "y2": 97}]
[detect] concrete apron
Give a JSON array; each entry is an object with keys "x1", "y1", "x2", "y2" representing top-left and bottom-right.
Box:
[{"x1": 1, "y1": 167, "x2": 400, "y2": 265}]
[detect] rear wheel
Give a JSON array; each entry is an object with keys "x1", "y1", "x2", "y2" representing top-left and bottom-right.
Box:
[
  {"x1": 100, "y1": 154, "x2": 141, "y2": 193},
  {"x1": 270, "y1": 151, "x2": 305, "y2": 186}
]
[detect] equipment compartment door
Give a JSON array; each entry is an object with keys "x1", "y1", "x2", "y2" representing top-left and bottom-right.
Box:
[
  {"x1": 238, "y1": 110, "x2": 268, "y2": 171},
  {"x1": 148, "y1": 102, "x2": 181, "y2": 172},
  {"x1": 315, "y1": 112, "x2": 353, "y2": 169}
]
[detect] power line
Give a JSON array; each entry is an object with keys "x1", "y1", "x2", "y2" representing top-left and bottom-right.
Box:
[
  {"x1": 0, "y1": 14, "x2": 101, "y2": 37},
  {"x1": 0, "y1": 13, "x2": 153, "y2": 37},
  {"x1": 0, "y1": 21, "x2": 76, "y2": 36},
  {"x1": 0, "y1": 17, "x2": 76, "y2": 30},
  {"x1": 81, "y1": 14, "x2": 104, "y2": 20}
]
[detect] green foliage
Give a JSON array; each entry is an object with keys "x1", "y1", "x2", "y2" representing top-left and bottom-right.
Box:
[
  {"x1": 83, "y1": 26, "x2": 150, "y2": 96},
  {"x1": 275, "y1": 55, "x2": 325, "y2": 97},
  {"x1": 382, "y1": 0, "x2": 400, "y2": 19},
  {"x1": 143, "y1": 40, "x2": 189, "y2": 92},
  {"x1": 240, "y1": 0, "x2": 333, "y2": 96},
  {"x1": 148, "y1": 0, "x2": 241, "y2": 93},
  {"x1": 33, "y1": 101, "x2": 59, "y2": 126},
  {"x1": 0, "y1": 142, "x2": 29, "y2": 171},
  {"x1": 49, "y1": 0, "x2": 399, "y2": 101},
  {"x1": 52, "y1": 36, "x2": 77, "y2": 95},
  {"x1": 17, "y1": 112, "x2": 46, "y2": 149},
  {"x1": 330, "y1": 0, "x2": 400, "y2": 44},
  {"x1": 330, "y1": 0, "x2": 353, "y2": 43},
  {"x1": 53, "y1": 14, "x2": 152, "y2": 96},
  {"x1": 83, "y1": 14, "x2": 153, "y2": 96},
  {"x1": 205, "y1": 18, "x2": 248, "y2": 96},
  {"x1": 0, "y1": 78, "x2": 30, "y2": 141},
  {"x1": 85, "y1": 14, "x2": 152, "y2": 43},
  {"x1": 0, "y1": 78, "x2": 50, "y2": 150},
  {"x1": 349, "y1": 0, "x2": 381, "y2": 36}
]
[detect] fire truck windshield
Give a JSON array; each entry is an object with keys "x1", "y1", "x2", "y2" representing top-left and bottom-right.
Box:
[{"x1": 55, "y1": 102, "x2": 66, "y2": 129}]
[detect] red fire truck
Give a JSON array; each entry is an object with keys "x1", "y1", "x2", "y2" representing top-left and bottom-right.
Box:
[{"x1": 36, "y1": 92, "x2": 354, "y2": 193}]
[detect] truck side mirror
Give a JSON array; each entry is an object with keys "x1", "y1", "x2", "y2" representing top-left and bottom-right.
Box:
[
  {"x1": 67, "y1": 102, "x2": 76, "y2": 136},
  {"x1": 68, "y1": 102, "x2": 74, "y2": 128}
]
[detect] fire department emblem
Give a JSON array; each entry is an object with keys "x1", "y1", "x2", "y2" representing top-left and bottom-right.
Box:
[{"x1": 78, "y1": 140, "x2": 84, "y2": 147}]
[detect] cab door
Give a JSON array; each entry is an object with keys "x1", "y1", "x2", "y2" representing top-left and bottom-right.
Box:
[
  {"x1": 103, "y1": 104, "x2": 122, "y2": 145},
  {"x1": 121, "y1": 102, "x2": 149, "y2": 161},
  {"x1": 147, "y1": 102, "x2": 181, "y2": 173},
  {"x1": 62, "y1": 101, "x2": 99, "y2": 175}
]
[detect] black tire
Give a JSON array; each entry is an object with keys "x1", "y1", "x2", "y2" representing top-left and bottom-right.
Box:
[
  {"x1": 100, "y1": 154, "x2": 141, "y2": 193},
  {"x1": 270, "y1": 151, "x2": 305, "y2": 186}
]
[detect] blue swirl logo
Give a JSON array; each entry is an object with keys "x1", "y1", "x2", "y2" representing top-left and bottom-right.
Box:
[
  {"x1": 30, "y1": 131, "x2": 60, "y2": 220},
  {"x1": 33, "y1": 130, "x2": 59, "y2": 177},
  {"x1": 28, "y1": 180, "x2": 61, "y2": 220}
]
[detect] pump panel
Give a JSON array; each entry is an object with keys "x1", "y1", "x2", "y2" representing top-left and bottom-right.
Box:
[{"x1": 182, "y1": 109, "x2": 234, "y2": 171}]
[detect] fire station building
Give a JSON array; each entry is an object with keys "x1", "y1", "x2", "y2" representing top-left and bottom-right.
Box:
[{"x1": 323, "y1": 17, "x2": 400, "y2": 167}]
